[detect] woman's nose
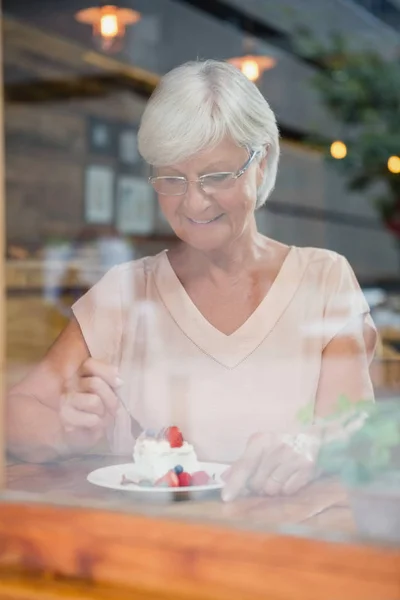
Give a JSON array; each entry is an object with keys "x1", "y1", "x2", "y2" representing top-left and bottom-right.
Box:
[{"x1": 183, "y1": 181, "x2": 213, "y2": 212}]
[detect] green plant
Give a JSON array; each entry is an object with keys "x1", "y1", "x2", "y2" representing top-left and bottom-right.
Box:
[
  {"x1": 294, "y1": 30, "x2": 400, "y2": 236},
  {"x1": 318, "y1": 399, "x2": 400, "y2": 486}
]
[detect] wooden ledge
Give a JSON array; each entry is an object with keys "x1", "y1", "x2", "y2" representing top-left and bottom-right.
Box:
[
  {"x1": 0, "y1": 500, "x2": 400, "y2": 600},
  {"x1": 0, "y1": 575, "x2": 163, "y2": 600}
]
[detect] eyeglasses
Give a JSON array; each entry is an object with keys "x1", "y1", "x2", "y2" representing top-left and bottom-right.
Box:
[{"x1": 149, "y1": 150, "x2": 259, "y2": 196}]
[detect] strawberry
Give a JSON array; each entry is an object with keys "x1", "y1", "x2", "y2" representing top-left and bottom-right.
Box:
[
  {"x1": 164, "y1": 426, "x2": 184, "y2": 448},
  {"x1": 178, "y1": 472, "x2": 192, "y2": 487},
  {"x1": 191, "y1": 471, "x2": 210, "y2": 486},
  {"x1": 155, "y1": 470, "x2": 179, "y2": 488}
]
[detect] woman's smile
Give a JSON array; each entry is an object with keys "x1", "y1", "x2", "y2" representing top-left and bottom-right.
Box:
[{"x1": 185, "y1": 214, "x2": 225, "y2": 226}]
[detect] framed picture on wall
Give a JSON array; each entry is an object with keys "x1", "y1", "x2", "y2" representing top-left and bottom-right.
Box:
[
  {"x1": 87, "y1": 117, "x2": 116, "y2": 155},
  {"x1": 118, "y1": 128, "x2": 139, "y2": 165},
  {"x1": 116, "y1": 175, "x2": 155, "y2": 234},
  {"x1": 84, "y1": 165, "x2": 114, "y2": 224}
]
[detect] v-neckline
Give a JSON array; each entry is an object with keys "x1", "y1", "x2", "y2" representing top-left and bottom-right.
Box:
[{"x1": 154, "y1": 246, "x2": 304, "y2": 368}]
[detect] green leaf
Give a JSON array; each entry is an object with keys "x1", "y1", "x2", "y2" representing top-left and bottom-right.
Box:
[
  {"x1": 296, "y1": 401, "x2": 314, "y2": 425},
  {"x1": 291, "y1": 29, "x2": 400, "y2": 232},
  {"x1": 366, "y1": 420, "x2": 400, "y2": 447},
  {"x1": 317, "y1": 440, "x2": 349, "y2": 473},
  {"x1": 355, "y1": 399, "x2": 375, "y2": 411},
  {"x1": 342, "y1": 462, "x2": 371, "y2": 485},
  {"x1": 370, "y1": 445, "x2": 391, "y2": 468},
  {"x1": 337, "y1": 394, "x2": 352, "y2": 412}
]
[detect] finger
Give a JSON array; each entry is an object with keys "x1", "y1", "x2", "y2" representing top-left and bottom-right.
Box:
[
  {"x1": 248, "y1": 443, "x2": 292, "y2": 493},
  {"x1": 61, "y1": 401, "x2": 104, "y2": 430},
  {"x1": 261, "y1": 459, "x2": 303, "y2": 496},
  {"x1": 68, "y1": 392, "x2": 105, "y2": 417},
  {"x1": 77, "y1": 376, "x2": 118, "y2": 415},
  {"x1": 222, "y1": 433, "x2": 266, "y2": 502},
  {"x1": 64, "y1": 425, "x2": 104, "y2": 452},
  {"x1": 282, "y1": 465, "x2": 315, "y2": 496},
  {"x1": 228, "y1": 432, "x2": 275, "y2": 482},
  {"x1": 221, "y1": 466, "x2": 232, "y2": 482},
  {"x1": 79, "y1": 358, "x2": 123, "y2": 390}
]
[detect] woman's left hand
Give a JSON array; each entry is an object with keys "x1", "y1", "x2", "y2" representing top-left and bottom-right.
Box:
[{"x1": 221, "y1": 432, "x2": 320, "y2": 502}]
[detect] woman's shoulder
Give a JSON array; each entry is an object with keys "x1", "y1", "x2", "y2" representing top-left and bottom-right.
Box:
[
  {"x1": 102, "y1": 251, "x2": 166, "y2": 307},
  {"x1": 290, "y1": 246, "x2": 361, "y2": 298},
  {"x1": 291, "y1": 246, "x2": 368, "y2": 316},
  {"x1": 293, "y1": 245, "x2": 344, "y2": 266},
  {"x1": 293, "y1": 245, "x2": 350, "y2": 278},
  {"x1": 105, "y1": 250, "x2": 166, "y2": 281}
]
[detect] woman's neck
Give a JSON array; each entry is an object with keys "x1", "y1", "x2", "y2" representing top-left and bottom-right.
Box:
[{"x1": 172, "y1": 222, "x2": 269, "y2": 282}]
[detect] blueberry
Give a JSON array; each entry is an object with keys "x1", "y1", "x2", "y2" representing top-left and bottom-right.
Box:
[
  {"x1": 174, "y1": 465, "x2": 183, "y2": 475},
  {"x1": 145, "y1": 428, "x2": 157, "y2": 438}
]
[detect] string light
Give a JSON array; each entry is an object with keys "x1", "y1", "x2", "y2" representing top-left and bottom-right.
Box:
[
  {"x1": 228, "y1": 55, "x2": 276, "y2": 82},
  {"x1": 330, "y1": 140, "x2": 347, "y2": 159},
  {"x1": 75, "y1": 5, "x2": 141, "y2": 53},
  {"x1": 241, "y1": 59, "x2": 260, "y2": 82},
  {"x1": 388, "y1": 156, "x2": 400, "y2": 174}
]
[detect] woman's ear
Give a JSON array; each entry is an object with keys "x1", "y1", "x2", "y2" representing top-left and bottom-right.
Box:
[{"x1": 256, "y1": 146, "x2": 269, "y2": 187}]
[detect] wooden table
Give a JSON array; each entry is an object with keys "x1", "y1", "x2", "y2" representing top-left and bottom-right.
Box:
[
  {"x1": 6, "y1": 454, "x2": 353, "y2": 535},
  {"x1": 2, "y1": 456, "x2": 400, "y2": 600}
]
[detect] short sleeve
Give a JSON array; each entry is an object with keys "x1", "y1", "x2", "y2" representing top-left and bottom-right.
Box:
[
  {"x1": 322, "y1": 254, "x2": 377, "y2": 351},
  {"x1": 72, "y1": 265, "x2": 122, "y2": 366}
]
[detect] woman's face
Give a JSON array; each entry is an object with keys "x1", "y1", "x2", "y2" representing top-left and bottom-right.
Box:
[{"x1": 154, "y1": 138, "x2": 265, "y2": 252}]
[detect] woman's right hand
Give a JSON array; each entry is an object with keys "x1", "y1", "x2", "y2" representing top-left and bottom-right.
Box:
[{"x1": 60, "y1": 358, "x2": 122, "y2": 453}]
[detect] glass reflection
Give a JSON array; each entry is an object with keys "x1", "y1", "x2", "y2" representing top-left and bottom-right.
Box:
[{"x1": 3, "y1": 0, "x2": 400, "y2": 549}]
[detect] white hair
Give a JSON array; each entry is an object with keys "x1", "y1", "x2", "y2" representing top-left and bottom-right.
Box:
[{"x1": 137, "y1": 59, "x2": 280, "y2": 207}]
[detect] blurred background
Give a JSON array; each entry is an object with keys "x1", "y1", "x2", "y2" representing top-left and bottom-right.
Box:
[{"x1": 3, "y1": 0, "x2": 400, "y2": 392}]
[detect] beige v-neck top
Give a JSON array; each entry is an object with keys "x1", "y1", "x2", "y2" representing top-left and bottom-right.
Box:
[{"x1": 72, "y1": 246, "x2": 376, "y2": 462}]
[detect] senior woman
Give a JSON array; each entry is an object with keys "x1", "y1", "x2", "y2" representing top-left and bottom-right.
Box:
[{"x1": 7, "y1": 60, "x2": 377, "y2": 501}]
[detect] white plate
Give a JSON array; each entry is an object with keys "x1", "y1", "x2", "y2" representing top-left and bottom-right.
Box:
[{"x1": 87, "y1": 461, "x2": 228, "y2": 494}]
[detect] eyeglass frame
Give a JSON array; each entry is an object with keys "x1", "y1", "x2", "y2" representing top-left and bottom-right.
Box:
[{"x1": 148, "y1": 148, "x2": 263, "y2": 196}]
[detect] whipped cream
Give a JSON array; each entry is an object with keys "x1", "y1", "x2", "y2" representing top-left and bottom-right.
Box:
[{"x1": 133, "y1": 437, "x2": 199, "y2": 482}]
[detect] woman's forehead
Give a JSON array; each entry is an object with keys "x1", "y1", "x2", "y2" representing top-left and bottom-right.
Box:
[{"x1": 162, "y1": 140, "x2": 247, "y2": 172}]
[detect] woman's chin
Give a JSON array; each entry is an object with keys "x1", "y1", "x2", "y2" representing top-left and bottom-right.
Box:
[
  {"x1": 171, "y1": 219, "x2": 231, "y2": 251},
  {"x1": 177, "y1": 228, "x2": 231, "y2": 252}
]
